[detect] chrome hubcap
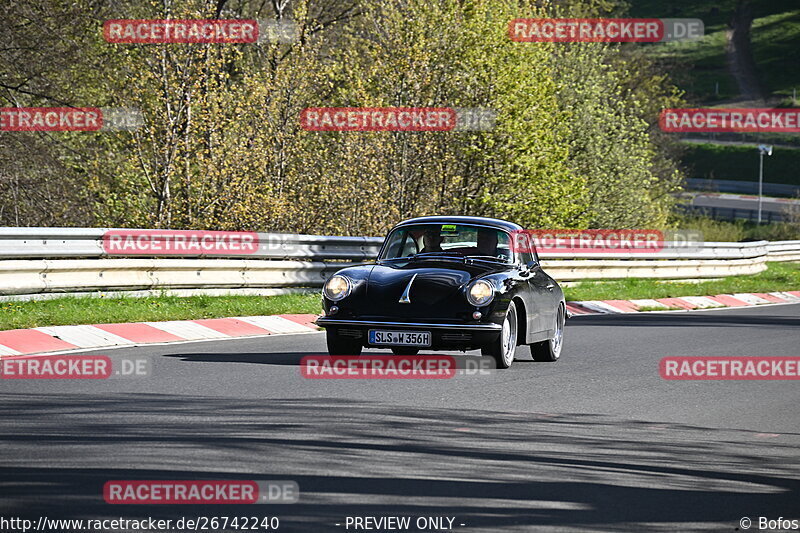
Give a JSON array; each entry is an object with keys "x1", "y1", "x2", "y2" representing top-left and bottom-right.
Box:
[{"x1": 550, "y1": 305, "x2": 564, "y2": 358}]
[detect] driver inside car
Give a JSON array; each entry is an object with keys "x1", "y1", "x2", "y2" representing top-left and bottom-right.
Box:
[{"x1": 420, "y1": 229, "x2": 444, "y2": 254}]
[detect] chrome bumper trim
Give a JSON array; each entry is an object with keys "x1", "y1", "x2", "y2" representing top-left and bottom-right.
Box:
[{"x1": 315, "y1": 318, "x2": 501, "y2": 331}]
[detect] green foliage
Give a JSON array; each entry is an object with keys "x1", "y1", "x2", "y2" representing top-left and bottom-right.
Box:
[
  {"x1": 550, "y1": 39, "x2": 684, "y2": 228},
  {"x1": 1, "y1": 0, "x2": 686, "y2": 234}
]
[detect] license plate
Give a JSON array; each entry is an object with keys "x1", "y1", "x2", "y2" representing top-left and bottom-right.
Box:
[{"x1": 369, "y1": 330, "x2": 431, "y2": 347}]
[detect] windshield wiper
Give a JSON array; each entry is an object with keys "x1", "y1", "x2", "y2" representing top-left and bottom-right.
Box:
[
  {"x1": 380, "y1": 252, "x2": 465, "y2": 263},
  {"x1": 412, "y1": 252, "x2": 464, "y2": 258},
  {"x1": 381, "y1": 252, "x2": 466, "y2": 262},
  {"x1": 466, "y1": 255, "x2": 508, "y2": 263},
  {"x1": 408, "y1": 252, "x2": 466, "y2": 262}
]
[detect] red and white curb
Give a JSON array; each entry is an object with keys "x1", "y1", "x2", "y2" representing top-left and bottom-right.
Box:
[
  {"x1": 0, "y1": 314, "x2": 320, "y2": 357},
  {"x1": 566, "y1": 291, "x2": 800, "y2": 316}
]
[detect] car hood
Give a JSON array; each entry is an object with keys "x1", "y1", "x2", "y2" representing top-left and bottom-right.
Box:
[
  {"x1": 368, "y1": 264, "x2": 471, "y2": 305},
  {"x1": 349, "y1": 260, "x2": 506, "y2": 319}
]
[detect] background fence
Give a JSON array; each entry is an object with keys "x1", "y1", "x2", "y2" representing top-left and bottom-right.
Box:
[
  {"x1": 677, "y1": 204, "x2": 790, "y2": 223},
  {"x1": 0, "y1": 228, "x2": 798, "y2": 299}
]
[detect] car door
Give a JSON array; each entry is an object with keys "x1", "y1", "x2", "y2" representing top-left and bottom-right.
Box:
[
  {"x1": 516, "y1": 248, "x2": 550, "y2": 342},
  {"x1": 530, "y1": 264, "x2": 559, "y2": 336},
  {"x1": 528, "y1": 261, "x2": 558, "y2": 337}
]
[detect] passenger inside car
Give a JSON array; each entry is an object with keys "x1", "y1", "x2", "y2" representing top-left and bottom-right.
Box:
[{"x1": 476, "y1": 229, "x2": 498, "y2": 256}]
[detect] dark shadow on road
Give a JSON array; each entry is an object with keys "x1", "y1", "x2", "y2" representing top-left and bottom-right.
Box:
[
  {"x1": 162, "y1": 352, "x2": 500, "y2": 367},
  {"x1": 1, "y1": 393, "x2": 798, "y2": 532}
]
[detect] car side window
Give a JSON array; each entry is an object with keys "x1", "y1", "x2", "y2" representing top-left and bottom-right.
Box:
[
  {"x1": 383, "y1": 230, "x2": 419, "y2": 258},
  {"x1": 518, "y1": 249, "x2": 538, "y2": 267},
  {"x1": 495, "y1": 232, "x2": 512, "y2": 262},
  {"x1": 383, "y1": 232, "x2": 403, "y2": 258},
  {"x1": 401, "y1": 237, "x2": 419, "y2": 257}
]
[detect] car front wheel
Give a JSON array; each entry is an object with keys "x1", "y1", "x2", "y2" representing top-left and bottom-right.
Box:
[
  {"x1": 481, "y1": 301, "x2": 518, "y2": 369},
  {"x1": 326, "y1": 330, "x2": 363, "y2": 355}
]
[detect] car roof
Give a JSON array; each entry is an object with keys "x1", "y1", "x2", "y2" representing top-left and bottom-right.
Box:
[{"x1": 392, "y1": 215, "x2": 522, "y2": 233}]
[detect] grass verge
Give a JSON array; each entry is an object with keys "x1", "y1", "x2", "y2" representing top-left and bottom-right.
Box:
[
  {"x1": 0, "y1": 293, "x2": 321, "y2": 331},
  {"x1": 628, "y1": 0, "x2": 800, "y2": 103},
  {"x1": 750, "y1": 7, "x2": 800, "y2": 99},
  {"x1": 563, "y1": 261, "x2": 800, "y2": 301}
]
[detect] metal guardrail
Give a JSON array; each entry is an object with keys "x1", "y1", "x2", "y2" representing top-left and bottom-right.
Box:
[
  {"x1": 0, "y1": 228, "x2": 380, "y2": 261},
  {"x1": 678, "y1": 204, "x2": 789, "y2": 223},
  {"x1": 765, "y1": 241, "x2": 800, "y2": 262},
  {"x1": 686, "y1": 178, "x2": 800, "y2": 198},
  {"x1": 0, "y1": 228, "x2": 798, "y2": 297},
  {"x1": 536, "y1": 240, "x2": 769, "y2": 260}
]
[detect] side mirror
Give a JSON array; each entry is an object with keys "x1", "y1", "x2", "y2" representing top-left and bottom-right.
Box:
[{"x1": 520, "y1": 260, "x2": 537, "y2": 277}]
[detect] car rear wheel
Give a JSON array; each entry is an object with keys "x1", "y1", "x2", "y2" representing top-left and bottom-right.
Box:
[
  {"x1": 481, "y1": 301, "x2": 518, "y2": 369},
  {"x1": 326, "y1": 330, "x2": 362, "y2": 355},
  {"x1": 531, "y1": 303, "x2": 564, "y2": 362},
  {"x1": 391, "y1": 347, "x2": 419, "y2": 355}
]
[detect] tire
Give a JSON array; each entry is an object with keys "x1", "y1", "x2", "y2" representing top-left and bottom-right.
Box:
[
  {"x1": 481, "y1": 301, "x2": 518, "y2": 369},
  {"x1": 326, "y1": 330, "x2": 362, "y2": 355},
  {"x1": 531, "y1": 303, "x2": 565, "y2": 362},
  {"x1": 391, "y1": 347, "x2": 419, "y2": 355}
]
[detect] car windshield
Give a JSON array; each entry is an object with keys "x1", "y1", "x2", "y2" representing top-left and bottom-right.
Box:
[{"x1": 380, "y1": 223, "x2": 513, "y2": 262}]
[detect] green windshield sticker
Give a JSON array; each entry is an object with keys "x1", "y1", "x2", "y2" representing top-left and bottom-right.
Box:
[{"x1": 441, "y1": 224, "x2": 457, "y2": 233}]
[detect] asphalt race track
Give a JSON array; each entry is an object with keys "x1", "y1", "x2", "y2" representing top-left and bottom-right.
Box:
[{"x1": 2, "y1": 304, "x2": 799, "y2": 532}]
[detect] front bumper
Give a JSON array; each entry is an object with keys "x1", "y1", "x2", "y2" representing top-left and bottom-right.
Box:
[{"x1": 316, "y1": 318, "x2": 501, "y2": 351}]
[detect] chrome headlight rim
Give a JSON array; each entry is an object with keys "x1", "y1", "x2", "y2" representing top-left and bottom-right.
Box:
[
  {"x1": 323, "y1": 275, "x2": 352, "y2": 302},
  {"x1": 466, "y1": 279, "x2": 495, "y2": 307}
]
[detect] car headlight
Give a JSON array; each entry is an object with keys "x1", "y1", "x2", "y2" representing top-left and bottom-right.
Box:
[
  {"x1": 466, "y1": 279, "x2": 494, "y2": 307},
  {"x1": 323, "y1": 275, "x2": 352, "y2": 301}
]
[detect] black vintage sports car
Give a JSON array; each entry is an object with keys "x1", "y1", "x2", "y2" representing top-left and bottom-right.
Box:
[{"x1": 316, "y1": 216, "x2": 566, "y2": 368}]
